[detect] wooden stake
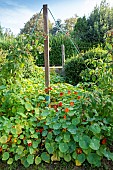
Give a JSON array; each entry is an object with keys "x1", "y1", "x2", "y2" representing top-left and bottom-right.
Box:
[
  {"x1": 43, "y1": 4, "x2": 50, "y2": 88},
  {"x1": 61, "y1": 44, "x2": 65, "y2": 67}
]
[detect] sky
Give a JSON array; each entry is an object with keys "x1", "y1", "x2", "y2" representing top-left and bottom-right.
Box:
[{"x1": 0, "y1": 0, "x2": 113, "y2": 35}]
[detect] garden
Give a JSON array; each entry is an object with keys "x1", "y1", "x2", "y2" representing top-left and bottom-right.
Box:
[{"x1": 0, "y1": 1, "x2": 113, "y2": 170}]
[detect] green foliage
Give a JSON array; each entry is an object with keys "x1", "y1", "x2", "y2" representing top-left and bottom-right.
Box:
[
  {"x1": 73, "y1": 0, "x2": 113, "y2": 51},
  {"x1": 20, "y1": 13, "x2": 53, "y2": 34},
  {"x1": 49, "y1": 33, "x2": 77, "y2": 66},
  {"x1": 64, "y1": 54, "x2": 86, "y2": 85},
  {"x1": 64, "y1": 47, "x2": 111, "y2": 85},
  {"x1": 0, "y1": 13, "x2": 113, "y2": 168},
  {"x1": 0, "y1": 82, "x2": 113, "y2": 168}
]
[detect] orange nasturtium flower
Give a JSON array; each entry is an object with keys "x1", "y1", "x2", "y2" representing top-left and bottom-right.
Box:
[
  {"x1": 0, "y1": 147, "x2": 2, "y2": 152},
  {"x1": 77, "y1": 96, "x2": 81, "y2": 99},
  {"x1": 63, "y1": 115, "x2": 67, "y2": 119},
  {"x1": 58, "y1": 102, "x2": 63, "y2": 107},
  {"x1": 64, "y1": 108, "x2": 69, "y2": 113},
  {"x1": 74, "y1": 91, "x2": 78, "y2": 95},
  {"x1": 101, "y1": 138, "x2": 107, "y2": 145},
  {"x1": 60, "y1": 92, "x2": 64, "y2": 96},
  {"x1": 76, "y1": 148, "x2": 83, "y2": 154},
  {"x1": 70, "y1": 101, "x2": 74, "y2": 106},
  {"x1": 68, "y1": 90, "x2": 71, "y2": 94}
]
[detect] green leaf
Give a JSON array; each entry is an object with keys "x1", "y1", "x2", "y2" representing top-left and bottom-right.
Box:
[
  {"x1": 45, "y1": 143, "x2": 54, "y2": 154},
  {"x1": 18, "y1": 112, "x2": 27, "y2": 118},
  {"x1": 89, "y1": 137, "x2": 100, "y2": 150},
  {"x1": 11, "y1": 128, "x2": 16, "y2": 134},
  {"x1": 67, "y1": 111, "x2": 74, "y2": 116},
  {"x1": 64, "y1": 154, "x2": 71, "y2": 162},
  {"x1": 79, "y1": 135, "x2": 91, "y2": 149},
  {"x1": 63, "y1": 133, "x2": 70, "y2": 142},
  {"x1": 29, "y1": 148, "x2": 34, "y2": 154},
  {"x1": 19, "y1": 135, "x2": 24, "y2": 139},
  {"x1": 47, "y1": 132, "x2": 52, "y2": 140},
  {"x1": 15, "y1": 154, "x2": 20, "y2": 161},
  {"x1": 30, "y1": 128, "x2": 35, "y2": 134},
  {"x1": 7, "y1": 158, "x2": 13, "y2": 164},
  {"x1": 72, "y1": 117, "x2": 80, "y2": 125},
  {"x1": 35, "y1": 156, "x2": 41, "y2": 165},
  {"x1": 2, "y1": 152, "x2": 9, "y2": 160},
  {"x1": 2, "y1": 144, "x2": 8, "y2": 149},
  {"x1": 90, "y1": 123, "x2": 101, "y2": 134},
  {"x1": 25, "y1": 102, "x2": 33, "y2": 111},
  {"x1": 67, "y1": 125, "x2": 77, "y2": 134},
  {"x1": 0, "y1": 135, "x2": 7, "y2": 144},
  {"x1": 59, "y1": 143, "x2": 69, "y2": 153},
  {"x1": 32, "y1": 141, "x2": 39, "y2": 149},
  {"x1": 72, "y1": 152, "x2": 77, "y2": 159},
  {"x1": 22, "y1": 158, "x2": 30, "y2": 168},
  {"x1": 41, "y1": 152, "x2": 50, "y2": 163},
  {"x1": 73, "y1": 134, "x2": 80, "y2": 142},
  {"x1": 35, "y1": 108, "x2": 39, "y2": 115},
  {"x1": 87, "y1": 153, "x2": 101, "y2": 166},
  {"x1": 0, "y1": 85, "x2": 6, "y2": 90},
  {"x1": 16, "y1": 146, "x2": 24, "y2": 155},
  {"x1": 42, "y1": 130, "x2": 48, "y2": 137},
  {"x1": 38, "y1": 96, "x2": 45, "y2": 100},
  {"x1": 77, "y1": 153, "x2": 85, "y2": 163},
  {"x1": 41, "y1": 110, "x2": 50, "y2": 117},
  {"x1": 53, "y1": 123, "x2": 61, "y2": 130},
  {"x1": 55, "y1": 136, "x2": 62, "y2": 142},
  {"x1": 27, "y1": 154, "x2": 34, "y2": 165}
]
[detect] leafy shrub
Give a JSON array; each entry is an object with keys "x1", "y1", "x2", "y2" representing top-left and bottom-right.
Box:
[
  {"x1": 64, "y1": 47, "x2": 111, "y2": 85},
  {"x1": 64, "y1": 54, "x2": 86, "y2": 85}
]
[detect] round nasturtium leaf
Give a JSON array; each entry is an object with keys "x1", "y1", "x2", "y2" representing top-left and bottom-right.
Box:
[
  {"x1": 64, "y1": 154, "x2": 71, "y2": 162},
  {"x1": 32, "y1": 141, "x2": 39, "y2": 149},
  {"x1": 89, "y1": 137, "x2": 100, "y2": 150},
  {"x1": 22, "y1": 159, "x2": 30, "y2": 168},
  {"x1": 35, "y1": 156, "x2": 41, "y2": 165},
  {"x1": 72, "y1": 117, "x2": 80, "y2": 125},
  {"x1": 67, "y1": 125, "x2": 77, "y2": 134},
  {"x1": 0, "y1": 135, "x2": 7, "y2": 144},
  {"x1": 77, "y1": 153, "x2": 85, "y2": 163},
  {"x1": 27, "y1": 154, "x2": 34, "y2": 165},
  {"x1": 79, "y1": 135, "x2": 91, "y2": 149},
  {"x1": 25, "y1": 102, "x2": 33, "y2": 111},
  {"x1": 90, "y1": 123, "x2": 101, "y2": 134},
  {"x1": 53, "y1": 123, "x2": 61, "y2": 130},
  {"x1": 45, "y1": 143, "x2": 54, "y2": 154},
  {"x1": 87, "y1": 153, "x2": 101, "y2": 166},
  {"x1": 72, "y1": 152, "x2": 77, "y2": 159},
  {"x1": 59, "y1": 143, "x2": 69, "y2": 153},
  {"x1": 7, "y1": 158, "x2": 13, "y2": 164},
  {"x1": 63, "y1": 133, "x2": 70, "y2": 142},
  {"x1": 2, "y1": 152, "x2": 9, "y2": 160},
  {"x1": 41, "y1": 152, "x2": 50, "y2": 163}
]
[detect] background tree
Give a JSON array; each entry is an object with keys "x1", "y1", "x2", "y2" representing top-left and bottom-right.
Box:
[
  {"x1": 64, "y1": 15, "x2": 78, "y2": 32},
  {"x1": 20, "y1": 13, "x2": 53, "y2": 34},
  {"x1": 50, "y1": 19, "x2": 64, "y2": 35},
  {"x1": 73, "y1": 0, "x2": 113, "y2": 51}
]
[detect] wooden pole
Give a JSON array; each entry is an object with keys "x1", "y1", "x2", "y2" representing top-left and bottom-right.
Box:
[
  {"x1": 61, "y1": 44, "x2": 65, "y2": 68},
  {"x1": 43, "y1": 4, "x2": 50, "y2": 88}
]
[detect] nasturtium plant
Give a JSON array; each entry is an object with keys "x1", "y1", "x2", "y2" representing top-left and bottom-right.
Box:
[{"x1": 0, "y1": 29, "x2": 113, "y2": 168}]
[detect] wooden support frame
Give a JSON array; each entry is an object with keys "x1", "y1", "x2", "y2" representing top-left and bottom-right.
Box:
[{"x1": 43, "y1": 4, "x2": 50, "y2": 88}]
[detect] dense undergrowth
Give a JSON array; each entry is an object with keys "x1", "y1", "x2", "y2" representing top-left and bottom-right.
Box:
[{"x1": 0, "y1": 30, "x2": 113, "y2": 169}]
